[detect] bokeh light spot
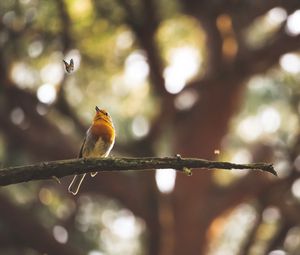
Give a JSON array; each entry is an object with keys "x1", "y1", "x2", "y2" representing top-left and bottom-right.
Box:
[
  {"x1": 37, "y1": 83, "x2": 57, "y2": 104},
  {"x1": 131, "y1": 116, "x2": 149, "y2": 138},
  {"x1": 10, "y1": 107, "x2": 25, "y2": 125},
  {"x1": 155, "y1": 169, "x2": 176, "y2": 193},
  {"x1": 174, "y1": 89, "x2": 199, "y2": 110},
  {"x1": 268, "y1": 250, "x2": 286, "y2": 255},
  {"x1": 284, "y1": 227, "x2": 300, "y2": 251},
  {"x1": 262, "y1": 207, "x2": 281, "y2": 223},
  {"x1": 291, "y1": 178, "x2": 300, "y2": 200},
  {"x1": 259, "y1": 107, "x2": 281, "y2": 133},
  {"x1": 275, "y1": 160, "x2": 291, "y2": 178},
  {"x1": 10, "y1": 62, "x2": 37, "y2": 89},
  {"x1": 88, "y1": 251, "x2": 104, "y2": 255},
  {"x1": 164, "y1": 46, "x2": 201, "y2": 94},
  {"x1": 36, "y1": 103, "x2": 48, "y2": 116},
  {"x1": 53, "y1": 225, "x2": 68, "y2": 244},
  {"x1": 28, "y1": 40, "x2": 43, "y2": 58},
  {"x1": 286, "y1": 10, "x2": 300, "y2": 36},
  {"x1": 280, "y1": 53, "x2": 300, "y2": 73},
  {"x1": 39, "y1": 188, "x2": 53, "y2": 205},
  {"x1": 111, "y1": 210, "x2": 140, "y2": 239},
  {"x1": 216, "y1": 14, "x2": 232, "y2": 33},
  {"x1": 237, "y1": 116, "x2": 262, "y2": 142},
  {"x1": 293, "y1": 155, "x2": 300, "y2": 172},
  {"x1": 116, "y1": 30, "x2": 134, "y2": 50},
  {"x1": 266, "y1": 7, "x2": 287, "y2": 25},
  {"x1": 41, "y1": 62, "x2": 64, "y2": 84},
  {"x1": 124, "y1": 51, "x2": 149, "y2": 87}
]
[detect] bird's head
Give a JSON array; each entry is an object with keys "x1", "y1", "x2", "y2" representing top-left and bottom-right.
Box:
[{"x1": 93, "y1": 106, "x2": 113, "y2": 125}]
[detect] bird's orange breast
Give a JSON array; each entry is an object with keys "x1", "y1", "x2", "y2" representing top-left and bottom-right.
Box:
[{"x1": 91, "y1": 120, "x2": 115, "y2": 144}]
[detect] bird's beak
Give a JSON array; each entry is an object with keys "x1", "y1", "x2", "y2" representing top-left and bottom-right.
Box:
[{"x1": 95, "y1": 106, "x2": 100, "y2": 112}]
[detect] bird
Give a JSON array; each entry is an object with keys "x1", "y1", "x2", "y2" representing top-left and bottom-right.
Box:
[
  {"x1": 68, "y1": 106, "x2": 115, "y2": 195},
  {"x1": 63, "y1": 59, "x2": 74, "y2": 73}
]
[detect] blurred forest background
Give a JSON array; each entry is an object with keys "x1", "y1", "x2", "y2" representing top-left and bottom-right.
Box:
[{"x1": 1, "y1": 0, "x2": 300, "y2": 255}]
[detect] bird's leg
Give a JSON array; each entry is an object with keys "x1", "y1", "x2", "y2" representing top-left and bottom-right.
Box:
[{"x1": 90, "y1": 172, "x2": 98, "y2": 177}]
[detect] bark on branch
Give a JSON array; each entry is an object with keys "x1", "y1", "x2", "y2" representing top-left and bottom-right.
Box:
[{"x1": 0, "y1": 157, "x2": 277, "y2": 186}]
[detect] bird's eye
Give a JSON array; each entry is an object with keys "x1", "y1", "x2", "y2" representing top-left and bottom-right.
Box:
[{"x1": 105, "y1": 112, "x2": 108, "y2": 116}]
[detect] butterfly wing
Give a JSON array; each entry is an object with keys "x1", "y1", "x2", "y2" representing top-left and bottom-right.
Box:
[
  {"x1": 70, "y1": 59, "x2": 74, "y2": 72},
  {"x1": 63, "y1": 60, "x2": 68, "y2": 67},
  {"x1": 63, "y1": 59, "x2": 74, "y2": 73}
]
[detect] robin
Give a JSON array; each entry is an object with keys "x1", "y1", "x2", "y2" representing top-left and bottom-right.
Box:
[{"x1": 68, "y1": 106, "x2": 115, "y2": 195}]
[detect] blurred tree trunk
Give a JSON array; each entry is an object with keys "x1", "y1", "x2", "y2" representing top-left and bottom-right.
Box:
[{"x1": 173, "y1": 81, "x2": 244, "y2": 254}]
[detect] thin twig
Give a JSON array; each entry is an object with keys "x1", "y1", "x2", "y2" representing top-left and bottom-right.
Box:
[{"x1": 0, "y1": 157, "x2": 276, "y2": 186}]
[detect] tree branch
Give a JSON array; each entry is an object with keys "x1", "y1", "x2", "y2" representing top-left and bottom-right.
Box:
[{"x1": 0, "y1": 157, "x2": 276, "y2": 186}]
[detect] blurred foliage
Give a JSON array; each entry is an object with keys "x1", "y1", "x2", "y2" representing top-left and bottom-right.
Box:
[{"x1": 1, "y1": 0, "x2": 300, "y2": 255}]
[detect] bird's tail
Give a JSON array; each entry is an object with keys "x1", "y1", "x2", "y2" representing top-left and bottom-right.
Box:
[{"x1": 68, "y1": 174, "x2": 86, "y2": 195}]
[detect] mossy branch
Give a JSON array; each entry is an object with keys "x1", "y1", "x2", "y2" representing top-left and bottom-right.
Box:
[{"x1": 0, "y1": 156, "x2": 277, "y2": 186}]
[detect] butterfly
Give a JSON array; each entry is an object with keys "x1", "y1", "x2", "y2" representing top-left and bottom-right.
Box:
[{"x1": 63, "y1": 59, "x2": 74, "y2": 73}]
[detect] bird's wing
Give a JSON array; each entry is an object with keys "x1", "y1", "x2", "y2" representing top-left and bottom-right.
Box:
[{"x1": 78, "y1": 137, "x2": 86, "y2": 158}]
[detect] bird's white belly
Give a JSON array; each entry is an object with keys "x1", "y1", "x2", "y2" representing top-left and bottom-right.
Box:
[{"x1": 83, "y1": 137, "x2": 113, "y2": 158}]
